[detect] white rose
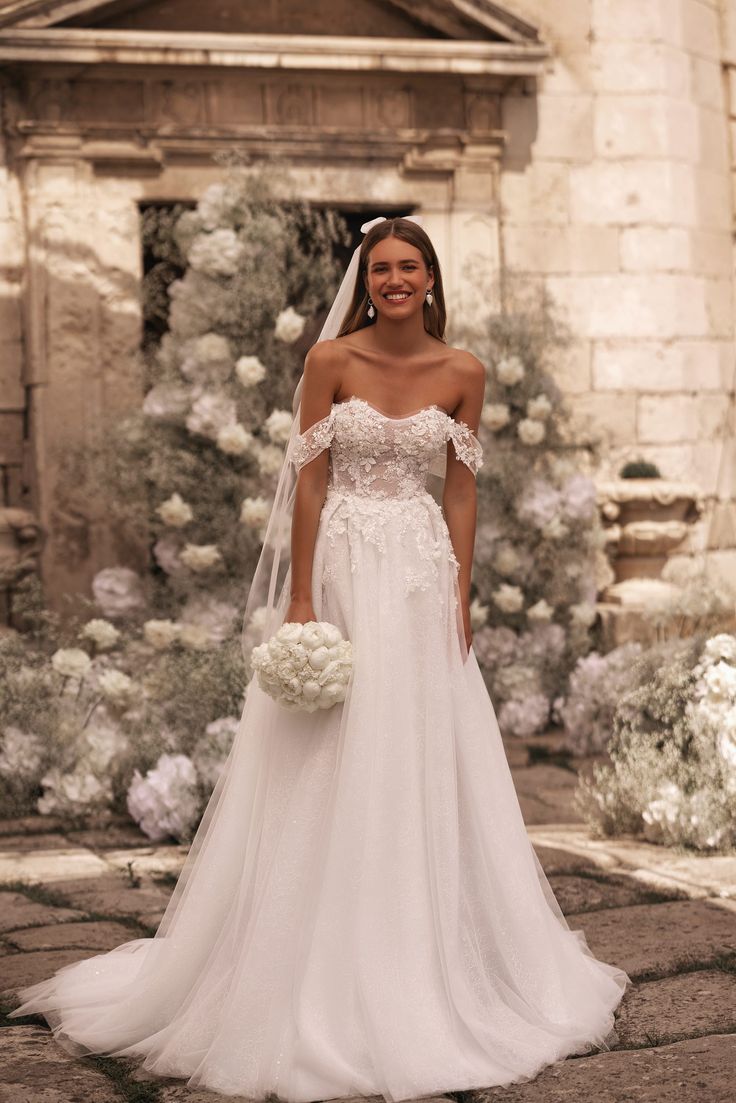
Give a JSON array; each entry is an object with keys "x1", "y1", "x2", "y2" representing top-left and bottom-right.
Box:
[
  {"x1": 492, "y1": 584, "x2": 524, "y2": 614},
  {"x1": 703, "y1": 661, "x2": 736, "y2": 700},
  {"x1": 98, "y1": 669, "x2": 135, "y2": 704},
  {"x1": 235, "y1": 355, "x2": 267, "y2": 387},
  {"x1": 517, "y1": 418, "x2": 546, "y2": 446},
  {"x1": 301, "y1": 623, "x2": 327, "y2": 649},
  {"x1": 179, "y1": 623, "x2": 212, "y2": 651},
  {"x1": 703, "y1": 634, "x2": 736, "y2": 666},
  {"x1": 188, "y1": 228, "x2": 244, "y2": 278},
  {"x1": 480, "y1": 403, "x2": 511, "y2": 432},
  {"x1": 192, "y1": 332, "x2": 231, "y2": 364},
  {"x1": 570, "y1": 602, "x2": 597, "y2": 628},
  {"x1": 541, "y1": 516, "x2": 569, "y2": 541},
  {"x1": 526, "y1": 394, "x2": 553, "y2": 421},
  {"x1": 321, "y1": 623, "x2": 344, "y2": 648},
  {"x1": 180, "y1": 543, "x2": 222, "y2": 572},
  {"x1": 469, "y1": 597, "x2": 489, "y2": 630},
  {"x1": 256, "y1": 444, "x2": 285, "y2": 476},
  {"x1": 216, "y1": 423, "x2": 254, "y2": 456},
  {"x1": 278, "y1": 623, "x2": 306, "y2": 645},
  {"x1": 143, "y1": 619, "x2": 181, "y2": 650},
  {"x1": 495, "y1": 544, "x2": 520, "y2": 577},
  {"x1": 527, "y1": 599, "x2": 554, "y2": 623},
  {"x1": 157, "y1": 492, "x2": 193, "y2": 528},
  {"x1": 51, "y1": 648, "x2": 92, "y2": 680},
  {"x1": 92, "y1": 567, "x2": 146, "y2": 618},
  {"x1": 142, "y1": 383, "x2": 190, "y2": 422},
  {"x1": 79, "y1": 619, "x2": 120, "y2": 650},
  {"x1": 274, "y1": 306, "x2": 306, "y2": 343},
  {"x1": 265, "y1": 409, "x2": 294, "y2": 445},
  {"x1": 185, "y1": 389, "x2": 236, "y2": 440},
  {"x1": 240, "y1": 496, "x2": 271, "y2": 528},
  {"x1": 496, "y1": 355, "x2": 525, "y2": 386}
]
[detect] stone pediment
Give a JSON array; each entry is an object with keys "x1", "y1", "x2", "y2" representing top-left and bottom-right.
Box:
[{"x1": 0, "y1": 0, "x2": 541, "y2": 43}]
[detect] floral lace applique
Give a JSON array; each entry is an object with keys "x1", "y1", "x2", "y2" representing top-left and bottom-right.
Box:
[
  {"x1": 447, "y1": 420, "x2": 484, "y2": 476},
  {"x1": 292, "y1": 409, "x2": 336, "y2": 471}
]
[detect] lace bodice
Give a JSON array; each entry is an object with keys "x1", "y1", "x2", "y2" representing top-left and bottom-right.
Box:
[{"x1": 291, "y1": 397, "x2": 483, "y2": 498}]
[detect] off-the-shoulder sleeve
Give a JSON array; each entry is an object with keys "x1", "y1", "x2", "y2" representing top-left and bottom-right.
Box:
[
  {"x1": 448, "y1": 420, "x2": 483, "y2": 476},
  {"x1": 291, "y1": 409, "x2": 336, "y2": 472}
]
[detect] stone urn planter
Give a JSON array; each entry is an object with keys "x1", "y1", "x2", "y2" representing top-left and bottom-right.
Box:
[{"x1": 596, "y1": 479, "x2": 703, "y2": 583}]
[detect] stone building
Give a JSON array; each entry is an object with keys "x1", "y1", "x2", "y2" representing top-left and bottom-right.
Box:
[{"x1": 0, "y1": 0, "x2": 734, "y2": 608}]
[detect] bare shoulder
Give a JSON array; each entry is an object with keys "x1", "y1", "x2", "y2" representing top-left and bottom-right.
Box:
[
  {"x1": 303, "y1": 338, "x2": 344, "y2": 373},
  {"x1": 445, "y1": 345, "x2": 485, "y2": 407}
]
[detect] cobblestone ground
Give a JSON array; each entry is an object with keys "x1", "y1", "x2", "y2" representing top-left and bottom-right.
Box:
[{"x1": 1, "y1": 738, "x2": 735, "y2": 1103}]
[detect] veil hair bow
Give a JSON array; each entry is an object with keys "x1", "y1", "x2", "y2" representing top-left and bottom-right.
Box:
[{"x1": 240, "y1": 212, "x2": 445, "y2": 663}]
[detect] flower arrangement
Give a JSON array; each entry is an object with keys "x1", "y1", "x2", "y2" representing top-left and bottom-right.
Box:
[
  {"x1": 453, "y1": 279, "x2": 607, "y2": 738},
  {"x1": 251, "y1": 621, "x2": 353, "y2": 712},
  {"x1": 575, "y1": 632, "x2": 736, "y2": 851}
]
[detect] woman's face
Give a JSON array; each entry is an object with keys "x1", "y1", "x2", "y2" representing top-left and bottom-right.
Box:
[{"x1": 364, "y1": 236, "x2": 433, "y2": 320}]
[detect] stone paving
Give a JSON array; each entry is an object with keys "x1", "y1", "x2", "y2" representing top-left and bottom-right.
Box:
[{"x1": 1, "y1": 745, "x2": 735, "y2": 1102}]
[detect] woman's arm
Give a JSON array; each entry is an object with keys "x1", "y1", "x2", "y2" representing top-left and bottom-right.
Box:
[
  {"x1": 285, "y1": 343, "x2": 340, "y2": 624},
  {"x1": 442, "y1": 355, "x2": 486, "y2": 651}
]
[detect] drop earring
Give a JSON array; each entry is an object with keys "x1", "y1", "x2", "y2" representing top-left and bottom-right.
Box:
[
  {"x1": 426, "y1": 288, "x2": 433, "y2": 307},
  {"x1": 367, "y1": 297, "x2": 375, "y2": 319}
]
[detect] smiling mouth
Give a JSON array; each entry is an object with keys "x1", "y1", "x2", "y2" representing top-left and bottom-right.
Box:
[{"x1": 383, "y1": 292, "x2": 412, "y2": 301}]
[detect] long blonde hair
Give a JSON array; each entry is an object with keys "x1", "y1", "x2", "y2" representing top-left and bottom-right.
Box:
[{"x1": 337, "y1": 218, "x2": 447, "y2": 341}]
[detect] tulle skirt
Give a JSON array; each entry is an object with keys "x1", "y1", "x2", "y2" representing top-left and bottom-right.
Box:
[{"x1": 10, "y1": 490, "x2": 630, "y2": 1100}]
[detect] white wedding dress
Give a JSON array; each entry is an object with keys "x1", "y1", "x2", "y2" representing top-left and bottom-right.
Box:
[{"x1": 11, "y1": 396, "x2": 630, "y2": 1101}]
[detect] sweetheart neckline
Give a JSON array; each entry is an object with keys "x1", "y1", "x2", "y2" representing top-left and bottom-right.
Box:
[{"x1": 332, "y1": 396, "x2": 451, "y2": 422}]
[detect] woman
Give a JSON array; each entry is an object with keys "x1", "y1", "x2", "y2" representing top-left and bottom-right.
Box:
[{"x1": 10, "y1": 217, "x2": 630, "y2": 1101}]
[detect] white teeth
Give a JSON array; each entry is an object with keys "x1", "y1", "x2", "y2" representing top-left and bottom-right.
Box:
[{"x1": 385, "y1": 293, "x2": 410, "y2": 300}]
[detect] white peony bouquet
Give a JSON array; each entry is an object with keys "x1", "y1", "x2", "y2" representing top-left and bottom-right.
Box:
[{"x1": 250, "y1": 621, "x2": 353, "y2": 713}]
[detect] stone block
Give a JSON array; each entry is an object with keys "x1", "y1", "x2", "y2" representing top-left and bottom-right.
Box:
[
  {"x1": 545, "y1": 275, "x2": 709, "y2": 340},
  {"x1": 590, "y1": 41, "x2": 671, "y2": 93},
  {"x1": 533, "y1": 93, "x2": 595, "y2": 161},
  {"x1": 637, "y1": 394, "x2": 729, "y2": 444},
  {"x1": 594, "y1": 96, "x2": 698, "y2": 161},
  {"x1": 0, "y1": 341, "x2": 24, "y2": 410},
  {"x1": 680, "y1": 0, "x2": 721, "y2": 59},
  {"x1": 619, "y1": 227, "x2": 690, "y2": 271},
  {"x1": 47, "y1": 873, "x2": 171, "y2": 919},
  {"x1": 546, "y1": 873, "x2": 666, "y2": 915},
  {"x1": 1, "y1": 947, "x2": 100, "y2": 993},
  {"x1": 689, "y1": 229, "x2": 733, "y2": 276},
  {"x1": 591, "y1": 0, "x2": 680, "y2": 43},
  {"x1": 0, "y1": 891, "x2": 84, "y2": 934},
  {"x1": 593, "y1": 341, "x2": 724, "y2": 392},
  {"x1": 0, "y1": 413, "x2": 22, "y2": 463},
  {"x1": 502, "y1": 225, "x2": 618, "y2": 274},
  {"x1": 569, "y1": 161, "x2": 696, "y2": 226},
  {"x1": 539, "y1": 47, "x2": 592, "y2": 95},
  {"x1": 698, "y1": 106, "x2": 729, "y2": 172},
  {"x1": 4, "y1": 920, "x2": 133, "y2": 953},
  {"x1": 695, "y1": 166, "x2": 732, "y2": 230},
  {"x1": 569, "y1": 392, "x2": 637, "y2": 446},
  {"x1": 500, "y1": 160, "x2": 570, "y2": 225},
  {"x1": 0, "y1": 1025, "x2": 119, "y2": 1103},
  {"x1": 704, "y1": 277, "x2": 734, "y2": 338},
  {"x1": 472, "y1": 1034, "x2": 736, "y2": 1102},
  {"x1": 566, "y1": 898, "x2": 736, "y2": 977},
  {"x1": 616, "y1": 969, "x2": 736, "y2": 1048}
]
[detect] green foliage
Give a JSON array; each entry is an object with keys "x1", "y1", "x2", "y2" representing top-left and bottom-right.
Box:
[{"x1": 619, "y1": 460, "x2": 662, "y2": 479}]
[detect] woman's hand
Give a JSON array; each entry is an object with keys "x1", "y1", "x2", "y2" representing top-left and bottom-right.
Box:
[{"x1": 285, "y1": 598, "x2": 317, "y2": 625}]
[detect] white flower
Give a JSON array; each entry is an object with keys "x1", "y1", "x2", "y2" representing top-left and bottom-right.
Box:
[
  {"x1": 0, "y1": 726, "x2": 44, "y2": 781},
  {"x1": 197, "y1": 183, "x2": 231, "y2": 231},
  {"x1": 153, "y1": 534, "x2": 185, "y2": 576},
  {"x1": 157, "y1": 492, "x2": 194, "y2": 528},
  {"x1": 92, "y1": 567, "x2": 146, "y2": 618},
  {"x1": 194, "y1": 332, "x2": 231, "y2": 364},
  {"x1": 240, "y1": 496, "x2": 271, "y2": 528},
  {"x1": 527, "y1": 394, "x2": 553, "y2": 421},
  {"x1": 703, "y1": 634, "x2": 736, "y2": 666},
  {"x1": 188, "y1": 228, "x2": 244, "y2": 278},
  {"x1": 98, "y1": 669, "x2": 136, "y2": 704},
  {"x1": 180, "y1": 543, "x2": 222, "y2": 572},
  {"x1": 561, "y1": 475, "x2": 597, "y2": 522},
  {"x1": 192, "y1": 716, "x2": 238, "y2": 790},
  {"x1": 480, "y1": 403, "x2": 510, "y2": 432},
  {"x1": 185, "y1": 389, "x2": 237, "y2": 440},
  {"x1": 180, "y1": 332, "x2": 232, "y2": 385},
  {"x1": 256, "y1": 443, "x2": 285, "y2": 477},
  {"x1": 142, "y1": 382, "x2": 190, "y2": 422},
  {"x1": 703, "y1": 661, "x2": 736, "y2": 700},
  {"x1": 642, "y1": 782, "x2": 682, "y2": 830},
  {"x1": 79, "y1": 619, "x2": 121, "y2": 651},
  {"x1": 235, "y1": 355, "x2": 267, "y2": 387},
  {"x1": 38, "y1": 768, "x2": 112, "y2": 817},
  {"x1": 495, "y1": 544, "x2": 521, "y2": 577},
  {"x1": 250, "y1": 621, "x2": 352, "y2": 712},
  {"x1": 498, "y1": 694, "x2": 550, "y2": 738},
  {"x1": 179, "y1": 623, "x2": 213, "y2": 651},
  {"x1": 126, "y1": 753, "x2": 201, "y2": 842},
  {"x1": 265, "y1": 409, "x2": 294, "y2": 445},
  {"x1": 274, "y1": 306, "x2": 306, "y2": 343},
  {"x1": 216, "y1": 423, "x2": 254, "y2": 456},
  {"x1": 570, "y1": 602, "x2": 597, "y2": 628},
  {"x1": 495, "y1": 355, "x2": 525, "y2": 386},
  {"x1": 51, "y1": 648, "x2": 92, "y2": 680},
  {"x1": 83, "y1": 707, "x2": 129, "y2": 772},
  {"x1": 143, "y1": 619, "x2": 181, "y2": 650},
  {"x1": 517, "y1": 418, "x2": 546, "y2": 446},
  {"x1": 492, "y1": 584, "x2": 524, "y2": 614},
  {"x1": 527, "y1": 599, "x2": 554, "y2": 623},
  {"x1": 517, "y1": 480, "x2": 563, "y2": 529},
  {"x1": 469, "y1": 597, "x2": 490, "y2": 630}
]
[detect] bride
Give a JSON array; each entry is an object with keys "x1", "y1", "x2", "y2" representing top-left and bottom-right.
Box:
[{"x1": 10, "y1": 215, "x2": 630, "y2": 1101}]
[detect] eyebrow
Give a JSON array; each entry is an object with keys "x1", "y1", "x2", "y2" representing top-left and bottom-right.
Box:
[{"x1": 369, "y1": 258, "x2": 420, "y2": 267}]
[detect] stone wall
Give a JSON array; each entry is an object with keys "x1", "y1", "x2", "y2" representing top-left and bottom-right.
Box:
[{"x1": 500, "y1": 0, "x2": 736, "y2": 579}]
